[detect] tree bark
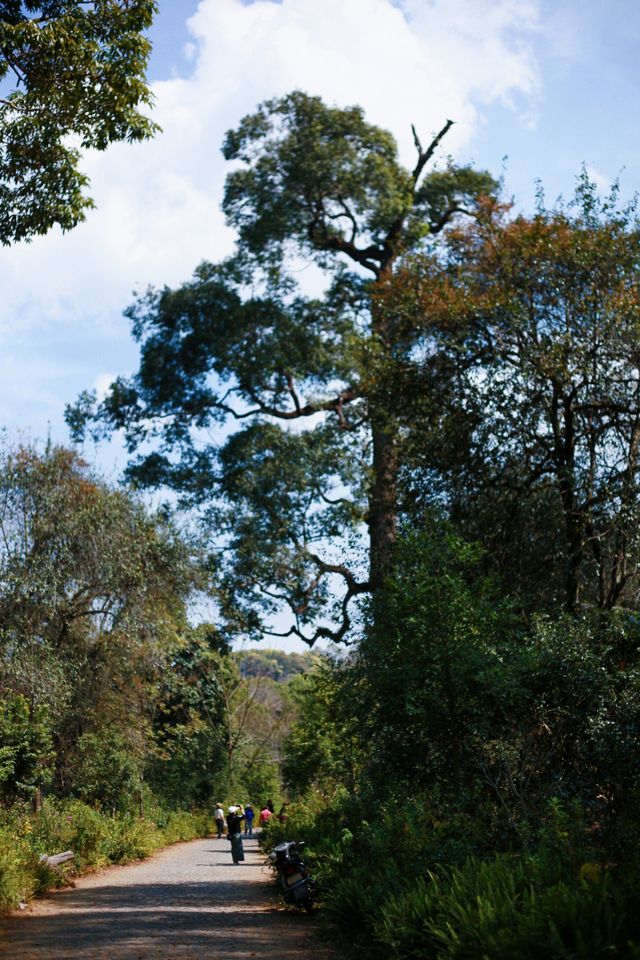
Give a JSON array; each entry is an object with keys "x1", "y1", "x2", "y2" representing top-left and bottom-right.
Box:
[{"x1": 369, "y1": 416, "x2": 399, "y2": 591}]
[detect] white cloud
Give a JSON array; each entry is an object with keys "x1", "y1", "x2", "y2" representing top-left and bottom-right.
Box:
[
  {"x1": 0, "y1": 0, "x2": 541, "y2": 426},
  {"x1": 92, "y1": 373, "x2": 118, "y2": 401},
  {"x1": 584, "y1": 163, "x2": 615, "y2": 195}
]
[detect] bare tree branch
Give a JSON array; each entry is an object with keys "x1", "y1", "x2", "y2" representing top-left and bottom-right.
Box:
[
  {"x1": 411, "y1": 119, "x2": 455, "y2": 186},
  {"x1": 217, "y1": 386, "x2": 359, "y2": 423},
  {"x1": 282, "y1": 369, "x2": 302, "y2": 414}
]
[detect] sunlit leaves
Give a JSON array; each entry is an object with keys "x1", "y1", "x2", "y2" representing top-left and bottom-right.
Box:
[
  {"x1": 0, "y1": 440, "x2": 194, "y2": 796},
  {"x1": 0, "y1": 1, "x2": 158, "y2": 244},
  {"x1": 397, "y1": 176, "x2": 640, "y2": 612}
]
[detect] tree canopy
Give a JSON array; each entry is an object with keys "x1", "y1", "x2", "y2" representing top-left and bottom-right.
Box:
[
  {"x1": 0, "y1": 441, "x2": 193, "y2": 803},
  {"x1": 392, "y1": 175, "x2": 640, "y2": 613},
  {"x1": 0, "y1": 0, "x2": 157, "y2": 244},
  {"x1": 67, "y1": 90, "x2": 498, "y2": 644}
]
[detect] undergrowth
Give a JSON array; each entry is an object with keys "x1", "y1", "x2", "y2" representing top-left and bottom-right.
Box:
[
  {"x1": 262, "y1": 792, "x2": 640, "y2": 959},
  {"x1": 0, "y1": 799, "x2": 211, "y2": 911}
]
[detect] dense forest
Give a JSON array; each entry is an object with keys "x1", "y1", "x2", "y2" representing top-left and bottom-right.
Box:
[{"x1": 2, "y1": 13, "x2": 640, "y2": 951}]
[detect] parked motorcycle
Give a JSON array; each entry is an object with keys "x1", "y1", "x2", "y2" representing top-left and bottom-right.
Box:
[{"x1": 269, "y1": 840, "x2": 317, "y2": 912}]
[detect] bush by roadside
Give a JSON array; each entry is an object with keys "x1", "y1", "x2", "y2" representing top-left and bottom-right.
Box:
[
  {"x1": 0, "y1": 798, "x2": 211, "y2": 911},
  {"x1": 261, "y1": 792, "x2": 640, "y2": 960}
]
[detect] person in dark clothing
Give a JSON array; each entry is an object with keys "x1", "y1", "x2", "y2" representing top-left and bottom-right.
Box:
[{"x1": 226, "y1": 806, "x2": 245, "y2": 863}]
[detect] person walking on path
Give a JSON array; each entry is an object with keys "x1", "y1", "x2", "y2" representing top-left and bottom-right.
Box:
[
  {"x1": 259, "y1": 804, "x2": 272, "y2": 829},
  {"x1": 214, "y1": 802, "x2": 225, "y2": 839},
  {"x1": 226, "y1": 805, "x2": 245, "y2": 863},
  {"x1": 244, "y1": 803, "x2": 255, "y2": 837}
]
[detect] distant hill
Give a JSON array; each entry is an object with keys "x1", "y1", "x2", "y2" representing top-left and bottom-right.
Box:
[{"x1": 236, "y1": 648, "x2": 321, "y2": 682}]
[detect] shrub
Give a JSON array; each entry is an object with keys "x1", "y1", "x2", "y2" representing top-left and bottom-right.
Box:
[
  {"x1": 0, "y1": 794, "x2": 212, "y2": 914},
  {"x1": 105, "y1": 816, "x2": 159, "y2": 863},
  {"x1": 28, "y1": 799, "x2": 110, "y2": 871},
  {"x1": 0, "y1": 694, "x2": 53, "y2": 803},
  {"x1": 159, "y1": 809, "x2": 210, "y2": 845},
  {"x1": 0, "y1": 826, "x2": 37, "y2": 909},
  {"x1": 70, "y1": 731, "x2": 143, "y2": 815}
]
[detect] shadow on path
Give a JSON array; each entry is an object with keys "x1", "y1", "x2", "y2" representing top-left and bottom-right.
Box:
[{"x1": 0, "y1": 837, "x2": 337, "y2": 960}]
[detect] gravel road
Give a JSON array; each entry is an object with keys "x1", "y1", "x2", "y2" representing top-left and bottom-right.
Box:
[{"x1": 0, "y1": 835, "x2": 340, "y2": 960}]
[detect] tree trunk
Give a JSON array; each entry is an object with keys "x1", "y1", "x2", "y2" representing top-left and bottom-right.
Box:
[
  {"x1": 369, "y1": 416, "x2": 398, "y2": 591},
  {"x1": 368, "y1": 266, "x2": 400, "y2": 594}
]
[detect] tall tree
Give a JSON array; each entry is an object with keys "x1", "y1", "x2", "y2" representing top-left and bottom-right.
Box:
[
  {"x1": 0, "y1": 441, "x2": 194, "y2": 798},
  {"x1": 68, "y1": 91, "x2": 497, "y2": 644},
  {"x1": 0, "y1": 0, "x2": 157, "y2": 244},
  {"x1": 396, "y1": 175, "x2": 640, "y2": 613}
]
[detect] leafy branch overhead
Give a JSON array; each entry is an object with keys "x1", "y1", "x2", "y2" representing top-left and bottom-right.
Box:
[{"x1": 0, "y1": 0, "x2": 158, "y2": 244}]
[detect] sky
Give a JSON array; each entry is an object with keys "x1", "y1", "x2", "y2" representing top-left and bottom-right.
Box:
[{"x1": 1, "y1": 0, "x2": 639, "y2": 647}]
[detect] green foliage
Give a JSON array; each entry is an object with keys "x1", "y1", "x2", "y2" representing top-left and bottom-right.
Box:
[
  {"x1": 0, "y1": 826, "x2": 37, "y2": 908},
  {"x1": 361, "y1": 524, "x2": 516, "y2": 796},
  {"x1": 0, "y1": 447, "x2": 260, "y2": 824},
  {"x1": 0, "y1": 796, "x2": 210, "y2": 912},
  {"x1": 283, "y1": 659, "x2": 367, "y2": 795},
  {"x1": 55, "y1": 89, "x2": 640, "y2": 956},
  {"x1": 104, "y1": 815, "x2": 159, "y2": 863},
  {"x1": 149, "y1": 626, "x2": 228, "y2": 809},
  {"x1": 69, "y1": 731, "x2": 143, "y2": 814},
  {"x1": 265, "y1": 790, "x2": 640, "y2": 959},
  {"x1": 262, "y1": 790, "x2": 483, "y2": 946},
  {"x1": 276, "y1": 523, "x2": 640, "y2": 955},
  {"x1": 233, "y1": 759, "x2": 281, "y2": 809},
  {"x1": 222, "y1": 91, "x2": 496, "y2": 272},
  {"x1": 157, "y1": 808, "x2": 210, "y2": 845},
  {"x1": 0, "y1": 441, "x2": 197, "y2": 806},
  {"x1": 148, "y1": 629, "x2": 297, "y2": 811},
  {"x1": 68, "y1": 91, "x2": 498, "y2": 644},
  {"x1": 0, "y1": 693, "x2": 53, "y2": 801},
  {"x1": 221, "y1": 90, "x2": 408, "y2": 267},
  {"x1": 403, "y1": 176, "x2": 640, "y2": 614},
  {"x1": 259, "y1": 788, "x2": 349, "y2": 871},
  {"x1": 354, "y1": 525, "x2": 640, "y2": 842},
  {"x1": 237, "y1": 648, "x2": 319, "y2": 682},
  {"x1": 377, "y1": 856, "x2": 639, "y2": 960},
  {"x1": 29, "y1": 799, "x2": 111, "y2": 871},
  {"x1": 0, "y1": 0, "x2": 159, "y2": 244}
]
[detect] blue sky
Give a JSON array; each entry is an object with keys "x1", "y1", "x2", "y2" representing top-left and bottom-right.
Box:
[
  {"x1": 141, "y1": 0, "x2": 640, "y2": 209},
  {"x1": 473, "y1": 0, "x2": 640, "y2": 208},
  {"x1": 0, "y1": 0, "x2": 638, "y2": 644},
  {"x1": 3, "y1": 0, "x2": 638, "y2": 449}
]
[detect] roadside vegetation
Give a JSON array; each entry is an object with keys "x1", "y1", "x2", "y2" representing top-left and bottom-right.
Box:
[
  {"x1": 0, "y1": 442, "x2": 303, "y2": 910},
  {"x1": 270, "y1": 524, "x2": 640, "y2": 957},
  {"x1": 0, "y1": 800, "x2": 209, "y2": 910}
]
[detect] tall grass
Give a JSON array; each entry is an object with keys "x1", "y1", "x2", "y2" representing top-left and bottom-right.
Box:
[{"x1": 377, "y1": 856, "x2": 640, "y2": 960}]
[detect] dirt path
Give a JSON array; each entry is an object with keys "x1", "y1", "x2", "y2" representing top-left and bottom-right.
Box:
[{"x1": 0, "y1": 835, "x2": 339, "y2": 960}]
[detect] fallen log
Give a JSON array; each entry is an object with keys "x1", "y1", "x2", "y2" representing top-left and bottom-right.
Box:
[{"x1": 39, "y1": 851, "x2": 74, "y2": 868}]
